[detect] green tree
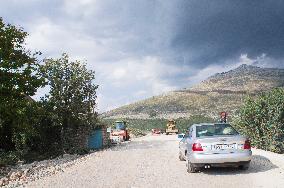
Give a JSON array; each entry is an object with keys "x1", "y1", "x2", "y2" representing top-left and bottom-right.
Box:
[
  {"x1": 233, "y1": 88, "x2": 284, "y2": 153},
  {"x1": 41, "y1": 54, "x2": 98, "y2": 152},
  {"x1": 0, "y1": 17, "x2": 45, "y2": 151}
]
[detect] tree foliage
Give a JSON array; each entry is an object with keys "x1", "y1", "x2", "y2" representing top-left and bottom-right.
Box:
[
  {"x1": 0, "y1": 18, "x2": 99, "y2": 165},
  {"x1": 0, "y1": 17, "x2": 45, "y2": 152},
  {"x1": 41, "y1": 53, "x2": 98, "y2": 127},
  {"x1": 41, "y1": 54, "x2": 98, "y2": 152},
  {"x1": 233, "y1": 88, "x2": 284, "y2": 153}
]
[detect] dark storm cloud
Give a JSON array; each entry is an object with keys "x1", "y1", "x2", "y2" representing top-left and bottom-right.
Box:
[
  {"x1": 74, "y1": 0, "x2": 175, "y2": 61},
  {"x1": 1, "y1": 0, "x2": 284, "y2": 111},
  {"x1": 171, "y1": 0, "x2": 284, "y2": 68},
  {"x1": 2, "y1": 0, "x2": 284, "y2": 67},
  {"x1": 72, "y1": 0, "x2": 284, "y2": 69}
]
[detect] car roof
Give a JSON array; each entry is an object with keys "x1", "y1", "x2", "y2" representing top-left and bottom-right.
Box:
[
  {"x1": 190, "y1": 123, "x2": 231, "y2": 128},
  {"x1": 193, "y1": 123, "x2": 214, "y2": 126}
]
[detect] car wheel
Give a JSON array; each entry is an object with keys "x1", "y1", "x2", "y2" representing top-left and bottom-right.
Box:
[
  {"x1": 179, "y1": 152, "x2": 186, "y2": 161},
  {"x1": 186, "y1": 161, "x2": 197, "y2": 173}
]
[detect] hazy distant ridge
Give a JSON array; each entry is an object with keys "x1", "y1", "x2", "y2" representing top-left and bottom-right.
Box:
[{"x1": 103, "y1": 64, "x2": 284, "y2": 119}]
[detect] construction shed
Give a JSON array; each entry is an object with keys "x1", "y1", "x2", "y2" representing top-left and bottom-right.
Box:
[{"x1": 88, "y1": 125, "x2": 110, "y2": 150}]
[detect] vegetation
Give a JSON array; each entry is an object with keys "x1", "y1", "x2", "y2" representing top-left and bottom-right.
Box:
[
  {"x1": 41, "y1": 54, "x2": 98, "y2": 153},
  {"x1": 0, "y1": 18, "x2": 98, "y2": 165},
  {"x1": 0, "y1": 17, "x2": 45, "y2": 161},
  {"x1": 102, "y1": 115, "x2": 215, "y2": 133},
  {"x1": 127, "y1": 128, "x2": 147, "y2": 137},
  {"x1": 1, "y1": 16, "x2": 284, "y2": 169},
  {"x1": 233, "y1": 88, "x2": 284, "y2": 153},
  {"x1": 104, "y1": 65, "x2": 284, "y2": 119}
]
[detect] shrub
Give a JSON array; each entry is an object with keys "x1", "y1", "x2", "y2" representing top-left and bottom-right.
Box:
[
  {"x1": 0, "y1": 151, "x2": 21, "y2": 166},
  {"x1": 233, "y1": 88, "x2": 284, "y2": 153}
]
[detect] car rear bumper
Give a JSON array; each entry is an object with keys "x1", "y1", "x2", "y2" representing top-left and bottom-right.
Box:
[
  {"x1": 192, "y1": 161, "x2": 251, "y2": 168},
  {"x1": 189, "y1": 150, "x2": 252, "y2": 164}
]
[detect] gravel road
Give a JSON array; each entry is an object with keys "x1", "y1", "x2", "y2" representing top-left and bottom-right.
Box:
[{"x1": 27, "y1": 134, "x2": 284, "y2": 188}]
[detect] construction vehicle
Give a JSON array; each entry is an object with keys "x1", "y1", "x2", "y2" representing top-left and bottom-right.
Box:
[
  {"x1": 110, "y1": 120, "x2": 130, "y2": 143},
  {"x1": 151, "y1": 128, "x2": 161, "y2": 135},
  {"x1": 165, "y1": 119, "x2": 179, "y2": 135}
]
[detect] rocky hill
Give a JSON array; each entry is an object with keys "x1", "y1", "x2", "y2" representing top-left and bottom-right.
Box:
[
  {"x1": 191, "y1": 64, "x2": 284, "y2": 92},
  {"x1": 103, "y1": 64, "x2": 284, "y2": 119}
]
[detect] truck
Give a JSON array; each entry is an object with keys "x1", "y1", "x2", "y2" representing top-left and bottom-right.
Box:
[
  {"x1": 110, "y1": 120, "x2": 130, "y2": 143},
  {"x1": 165, "y1": 119, "x2": 179, "y2": 135}
]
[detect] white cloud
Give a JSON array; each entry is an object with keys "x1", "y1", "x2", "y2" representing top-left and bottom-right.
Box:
[
  {"x1": 25, "y1": 18, "x2": 109, "y2": 61},
  {"x1": 2, "y1": 0, "x2": 283, "y2": 113},
  {"x1": 62, "y1": 0, "x2": 98, "y2": 17},
  {"x1": 239, "y1": 54, "x2": 255, "y2": 65},
  {"x1": 23, "y1": 16, "x2": 180, "y2": 112},
  {"x1": 93, "y1": 56, "x2": 182, "y2": 111},
  {"x1": 112, "y1": 68, "x2": 127, "y2": 79},
  {"x1": 188, "y1": 54, "x2": 267, "y2": 86}
]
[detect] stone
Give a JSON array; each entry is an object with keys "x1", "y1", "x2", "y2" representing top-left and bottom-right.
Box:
[
  {"x1": 63, "y1": 154, "x2": 71, "y2": 158},
  {"x1": 1, "y1": 177, "x2": 9, "y2": 186},
  {"x1": 32, "y1": 161, "x2": 38, "y2": 167},
  {"x1": 9, "y1": 170, "x2": 23, "y2": 181},
  {"x1": 9, "y1": 172, "x2": 18, "y2": 181},
  {"x1": 23, "y1": 169, "x2": 30, "y2": 177}
]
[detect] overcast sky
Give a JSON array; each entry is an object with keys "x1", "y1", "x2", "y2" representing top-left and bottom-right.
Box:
[{"x1": 1, "y1": 0, "x2": 284, "y2": 112}]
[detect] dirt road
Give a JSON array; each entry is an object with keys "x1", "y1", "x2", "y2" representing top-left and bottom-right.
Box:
[{"x1": 28, "y1": 135, "x2": 284, "y2": 188}]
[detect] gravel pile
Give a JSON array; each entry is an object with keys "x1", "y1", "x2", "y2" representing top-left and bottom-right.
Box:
[
  {"x1": 0, "y1": 154, "x2": 90, "y2": 187},
  {"x1": 28, "y1": 135, "x2": 284, "y2": 188},
  {"x1": 2, "y1": 135, "x2": 284, "y2": 188}
]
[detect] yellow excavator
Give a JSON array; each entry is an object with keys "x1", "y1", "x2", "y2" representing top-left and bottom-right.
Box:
[{"x1": 165, "y1": 119, "x2": 179, "y2": 135}]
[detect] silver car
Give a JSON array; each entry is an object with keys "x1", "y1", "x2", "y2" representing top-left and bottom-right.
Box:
[{"x1": 179, "y1": 123, "x2": 252, "y2": 173}]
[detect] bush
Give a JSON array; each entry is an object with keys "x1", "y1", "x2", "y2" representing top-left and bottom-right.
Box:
[
  {"x1": 233, "y1": 88, "x2": 284, "y2": 153},
  {"x1": 0, "y1": 151, "x2": 21, "y2": 166},
  {"x1": 128, "y1": 128, "x2": 147, "y2": 137}
]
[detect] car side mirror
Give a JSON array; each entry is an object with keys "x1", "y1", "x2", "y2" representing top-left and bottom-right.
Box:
[{"x1": 184, "y1": 134, "x2": 189, "y2": 138}]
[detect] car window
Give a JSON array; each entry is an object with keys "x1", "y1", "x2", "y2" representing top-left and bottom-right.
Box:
[{"x1": 196, "y1": 124, "x2": 239, "y2": 137}]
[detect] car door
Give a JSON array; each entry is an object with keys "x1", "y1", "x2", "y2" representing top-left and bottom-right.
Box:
[
  {"x1": 179, "y1": 136, "x2": 186, "y2": 155},
  {"x1": 185, "y1": 126, "x2": 195, "y2": 157},
  {"x1": 179, "y1": 130, "x2": 191, "y2": 158}
]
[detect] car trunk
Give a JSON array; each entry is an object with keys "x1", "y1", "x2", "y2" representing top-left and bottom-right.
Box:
[{"x1": 196, "y1": 135, "x2": 247, "y2": 154}]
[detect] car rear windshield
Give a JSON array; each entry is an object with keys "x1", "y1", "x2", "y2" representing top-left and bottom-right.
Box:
[{"x1": 196, "y1": 124, "x2": 239, "y2": 137}]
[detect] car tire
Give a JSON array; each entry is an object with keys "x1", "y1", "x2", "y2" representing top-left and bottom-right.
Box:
[
  {"x1": 186, "y1": 161, "x2": 197, "y2": 173},
  {"x1": 179, "y1": 152, "x2": 186, "y2": 161}
]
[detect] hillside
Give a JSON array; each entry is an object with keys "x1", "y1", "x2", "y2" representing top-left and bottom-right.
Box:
[
  {"x1": 103, "y1": 64, "x2": 284, "y2": 119},
  {"x1": 191, "y1": 64, "x2": 284, "y2": 92}
]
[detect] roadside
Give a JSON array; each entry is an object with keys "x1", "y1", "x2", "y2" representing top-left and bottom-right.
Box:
[
  {"x1": 0, "y1": 153, "x2": 89, "y2": 187},
  {"x1": 22, "y1": 134, "x2": 284, "y2": 188}
]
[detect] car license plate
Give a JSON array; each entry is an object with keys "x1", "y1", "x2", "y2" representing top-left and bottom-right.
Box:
[{"x1": 212, "y1": 144, "x2": 236, "y2": 150}]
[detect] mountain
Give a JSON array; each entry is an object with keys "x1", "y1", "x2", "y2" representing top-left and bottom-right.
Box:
[
  {"x1": 191, "y1": 64, "x2": 284, "y2": 92},
  {"x1": 103, "y1": 64, "x2": 284, "y2": 119}
]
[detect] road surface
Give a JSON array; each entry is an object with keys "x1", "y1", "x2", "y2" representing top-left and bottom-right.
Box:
[{"x1": 28, "y1": 134, "x2": 284, "y2": 188}]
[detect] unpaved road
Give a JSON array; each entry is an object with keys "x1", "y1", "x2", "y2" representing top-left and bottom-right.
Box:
[{"x1": 28, "y1": 135, "x2": 284, "y2": 188}]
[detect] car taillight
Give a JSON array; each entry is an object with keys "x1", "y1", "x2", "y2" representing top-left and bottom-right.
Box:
[
  {"x1": 244, "y1": 140, "x2": 251, "y2": 149},
  {"x1": 192, "y1": 143, "x2": 203, "y2": 151}
]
